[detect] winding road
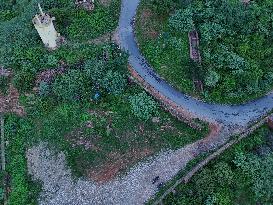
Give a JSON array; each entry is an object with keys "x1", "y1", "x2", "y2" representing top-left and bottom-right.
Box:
[{"x1": 118, "y1": 0, "x2": 273, "y2": 127}]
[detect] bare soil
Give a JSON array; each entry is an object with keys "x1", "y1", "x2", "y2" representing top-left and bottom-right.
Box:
[
  {"x1": 0, "y1": 84, "x2": 25, "y2": 116},
  {"x1": 87, "y1": 148, "x2": 153, "y2": 183},
  {"x1": 138, "y1": 8, "x2": 159, "y2": 39}
]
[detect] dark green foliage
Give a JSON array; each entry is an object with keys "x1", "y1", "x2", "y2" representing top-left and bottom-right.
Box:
[
  {"x1": 5, "y1": 115, "x2": 41, "y2": 205},
  {"x1": 52, "y1": 69, "x2": 88, "y2": 101},
  {"x1": 129, "y1": 91, "x2": 159, "y2": 121},
  {"x1": 147, "y1": 0, "x2": 178, "y2": 14},
  {"x1": 52, "y1": 0, "x2": 121, "y2": 41},
  {"x1": 136, "y1": 0, "x2": 273, "y2": 104},
  {"x1": 162, "y1": 126, "x2": 273, "y2": 205},
  {"x1": 101, "y1": 70, "x2": 127, "y2": 95},
  {"x1": 12, "y1": 70, "x2": 36, "y2": 92},
  {"x1": 0, "y1": 76, "x2": 9, "y2": 93}
]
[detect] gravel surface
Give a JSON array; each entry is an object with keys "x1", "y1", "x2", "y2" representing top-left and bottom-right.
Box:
[{"x1": 27, "y1": 127, "x2": 231, "y2": 205}]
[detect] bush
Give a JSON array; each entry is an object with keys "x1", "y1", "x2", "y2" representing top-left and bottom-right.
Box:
[
  {"x1": 129, "y1": 91, "x2": 158, "y2": 121},
  {"x1": 205, "y1": 70, "x2": 220, "y2": 87},
  {"x1": 101, "y1": 70, "x2": 127, "y2": 95},
  {"x1": 52, "y1": 69, "x2": 88, "y2": 101},
  {"x1": 38, "y1": 81, "x2": 50, "y2": 97},
  {"x1": 169, "y1": 8, "x2": 195, "y2": 33}
]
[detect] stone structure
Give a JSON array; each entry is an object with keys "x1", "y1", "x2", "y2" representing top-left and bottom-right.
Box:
[
  {"x1": 188, "y1": 30, "x2": 201, "y2": 62},
  {"x1": 32, "y1": 4, "x2": 60, "y2": 50}
]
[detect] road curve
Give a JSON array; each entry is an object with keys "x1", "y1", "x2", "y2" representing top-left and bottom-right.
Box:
[{"x1": 118, "y1": 0, "x2": 273, "y2": 127}]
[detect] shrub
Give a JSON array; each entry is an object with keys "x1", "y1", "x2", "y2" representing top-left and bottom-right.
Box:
[
  {"x1": 52, "y1": 69, "x2": 87, "y2": 101},
  {"x1": 84, "y1": 59, "x2": 105, "y2": 82},
  {"x1": 38, "y1": 81, "x2": 50, "y2": 97},
  {"x1": 45, "y1": 55, "x2": 59, "y2": 67},
  {"x1": 129, "y1": 91, "x2": 158, "y2": 121},
  {"x1": 205, "y1": 70, "x2": 220, "y2": 87},
  {"x1": 101, "y1": 70, "x2": 127, "y2": 95},
  {"x1": 169, "y1": 8, "x2": 195, "y2": 33}
]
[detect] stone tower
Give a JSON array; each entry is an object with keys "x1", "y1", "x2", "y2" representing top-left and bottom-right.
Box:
[{"x1": 32, "y1": 4, "x2": 60, "y2": 50}]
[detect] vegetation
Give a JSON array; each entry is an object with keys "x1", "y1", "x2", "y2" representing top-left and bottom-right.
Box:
[
  {"x1": 129, "y1": 91, "x2": 159, "y2": 121},
  {"x1": 0, "y1": 1, "x2": 208, "y2": 204},
  {"x1": 136, "y1": 0, "x2": 273, "y2": 104},
  {"x1": 162, "y1": 126, "x2": 273, "y2": 204}
]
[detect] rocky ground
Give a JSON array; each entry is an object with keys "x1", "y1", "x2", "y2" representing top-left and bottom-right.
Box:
[{"x1": 27, "y1": 125, "x2": 235, "y2": 205}]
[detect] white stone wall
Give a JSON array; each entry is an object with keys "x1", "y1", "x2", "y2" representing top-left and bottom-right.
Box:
[{"x1": 33, "y1": 15, "x2": 59, "y2": 49}]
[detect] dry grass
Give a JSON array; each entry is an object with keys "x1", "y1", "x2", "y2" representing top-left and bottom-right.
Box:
[
  {"x1": 87, "y1": 148, "x2": 153, "y2": 183},
  {"x1": 0, "y1": 84, "x2": 25, "y2": 116},
  {"x1": 138, "y1": 8, "x2": 160, "y2": 39}
]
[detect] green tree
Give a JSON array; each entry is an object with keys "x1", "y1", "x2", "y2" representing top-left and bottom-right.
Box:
[
  {"x1": 200, "y1": 22, "x2": 225, "y2": 43},
  {"x1": 205, "y1": 70, "x2": 220, "y2": 87},
  {"x1": 129, "y1": 92, "x2": 158, "y2": 121},
  {"x1": 101, "y1": 70, "x2": 127, "y2": 95},
  {"x1": 52, "y1": 70, "x2": 87, "y2": 101},
  {"x1": 233, "y1": 152, "x2": 273, "y2": 203},
  {"x1": 169, "y1": 8, "x2": 195, "y2": 33}
]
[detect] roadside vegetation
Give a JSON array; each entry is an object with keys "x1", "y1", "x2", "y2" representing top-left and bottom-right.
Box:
[
  {"x1": 0, "y1": 1, "x2": 208, "y2": 204},
  {"x1": 135, "y1": 0, "x2": 273, "y2": 104},
  {"x1": 161, "y1": 126, "x2": 273, "y2": 204}
]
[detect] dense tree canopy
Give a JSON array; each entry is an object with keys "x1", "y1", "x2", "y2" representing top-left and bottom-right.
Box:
[{"x1": 136, "y1": 0, "x2": 273, "y2": 104}]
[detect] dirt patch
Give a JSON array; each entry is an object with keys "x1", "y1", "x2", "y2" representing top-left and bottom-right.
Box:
[
  {"x1": 89, "y1": 32, "x2": 112, "y2": 45},
  {"x1": 87, "y1": 148, "x2": 153, "y2": 183},
  {"x1": 138, "y1": 9, "x2": 159, "y2": 39},
  {"x1": 89, "y1": 27, "x2": 120, "y2": 45},
  {"x1": 65, "y1": 127, "x2": 101, "y2": 151},
  {"x1": 0, "y1": 84, "x2": 25, "y2": 116},
  {"x1": 35, "y1": 62, "x2": 67, "y2": 86},
  {"x1": 194, "y1": 123, "x2": 223, "y2": 154}
]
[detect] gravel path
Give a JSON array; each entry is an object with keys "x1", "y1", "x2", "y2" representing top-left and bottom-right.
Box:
[
  {"x1": 118, "y1": 0, "x2": 273, "y2": 127},
  {"x1": 27, "y1": 127, "x2": 231, "y2": 205}
]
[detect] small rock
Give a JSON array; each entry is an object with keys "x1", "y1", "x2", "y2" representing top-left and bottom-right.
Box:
[
  {"x1": 86, "y1": 121, "x2": 94, "y2": 128},
  {"x1": 152, "y1": 117, "x2": 160, "y2": 123}
]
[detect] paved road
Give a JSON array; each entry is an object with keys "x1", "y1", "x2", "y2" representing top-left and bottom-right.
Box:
[{"x1": 118, "y1": 0, "x2": 273, "y2": 127}]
